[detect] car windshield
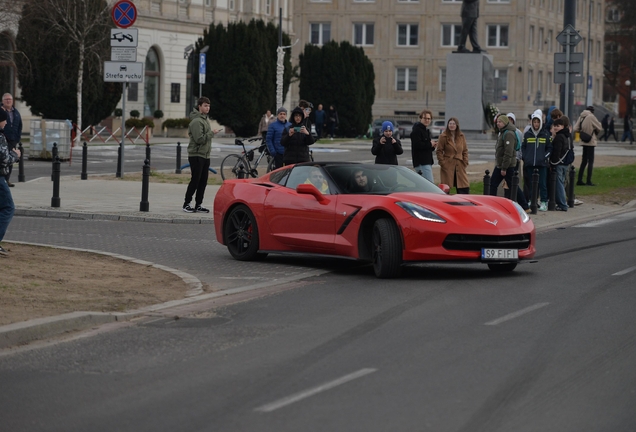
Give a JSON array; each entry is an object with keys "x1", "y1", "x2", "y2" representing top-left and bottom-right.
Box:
[{"x1": 324, "y1": 164, "x2": 445, "y2": 195}]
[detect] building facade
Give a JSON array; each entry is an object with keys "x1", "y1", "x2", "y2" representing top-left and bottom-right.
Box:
[{"x1": 291, "y1": 0, "x2": 605, "y2": 122}]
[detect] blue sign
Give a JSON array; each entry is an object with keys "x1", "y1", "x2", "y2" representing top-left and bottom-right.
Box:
[
  {"x1": 111, "y1": 0, "x2": 137, "y2": 29},
  {"x1": 199, "y1": 53, "x2": 206, "y2": 84}
]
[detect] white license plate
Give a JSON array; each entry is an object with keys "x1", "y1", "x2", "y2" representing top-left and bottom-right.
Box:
[{"x1": 481, "y1": 248, "x2": 518, "y2": 261}]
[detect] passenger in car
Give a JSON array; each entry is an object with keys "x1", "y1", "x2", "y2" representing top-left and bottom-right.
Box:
[{"x1": 304, "y1": 166, "x2": 330, "y2": 194}]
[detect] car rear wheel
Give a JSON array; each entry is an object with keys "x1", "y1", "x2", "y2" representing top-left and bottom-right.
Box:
[
  {"x1": 487, "y1": 263, "x2": 517, "y2": 272},
  {"x1": 372, "y1": 218, "x2": 402, "y2": 278},
  {"x1": 225, "y1": 205, "x2": 261, "y2": 261}
]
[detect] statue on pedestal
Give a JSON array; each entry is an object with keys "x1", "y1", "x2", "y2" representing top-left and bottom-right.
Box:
[{"x1": 456, "y1": 0, "x2": 486, "y2": 54}]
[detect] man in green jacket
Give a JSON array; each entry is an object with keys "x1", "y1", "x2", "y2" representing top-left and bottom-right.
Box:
[{"x1": 184, "y1": 97, "x2": 214, "y2": 213}]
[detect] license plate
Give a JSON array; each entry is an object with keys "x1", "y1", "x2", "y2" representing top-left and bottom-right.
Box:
[{"x1": 481, "y1": 248, "x2": 518, "y2": 261}]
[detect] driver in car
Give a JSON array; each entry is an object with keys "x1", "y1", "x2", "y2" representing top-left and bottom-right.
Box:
[
  {"x1": 305, "y1": 166, "x2": 330, "y2": 194},
  {"x1": 350, "y1": 168, "x2": 372, "y2": 193}
]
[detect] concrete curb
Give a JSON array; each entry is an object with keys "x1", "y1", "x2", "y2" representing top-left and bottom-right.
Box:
[{"x1": 14, "y1": 208, "x2": 214, "y2": 224}]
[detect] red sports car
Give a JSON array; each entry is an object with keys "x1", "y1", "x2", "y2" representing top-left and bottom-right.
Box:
[{"x1": 214, "y1": 163, "x2": 536, "y2": 278}]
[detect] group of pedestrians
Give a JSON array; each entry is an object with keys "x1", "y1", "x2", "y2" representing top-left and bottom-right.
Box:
[
  {"x1": 0, "y1": 92, "x2": 22, "y2": 257},
  {"x1": 265, "y1": 100, "x2": 316, "y2": 170}
]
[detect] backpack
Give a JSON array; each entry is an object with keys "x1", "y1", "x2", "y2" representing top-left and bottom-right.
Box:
[{"x1": 514, "y1": 129, "x2": 522, "y2": 152}]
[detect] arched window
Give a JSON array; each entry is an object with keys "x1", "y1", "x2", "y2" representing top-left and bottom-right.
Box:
[
  {"x1": 144, "y1": 48, "x2": 160, "y2": 117},
  {"x1": 0, "y1": 33, "x2": 16, "y2": 96}
]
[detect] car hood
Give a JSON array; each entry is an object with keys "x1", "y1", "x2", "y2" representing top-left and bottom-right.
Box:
[{"x1": 387, "y1": 192, "x2": 527, "y2": 230}]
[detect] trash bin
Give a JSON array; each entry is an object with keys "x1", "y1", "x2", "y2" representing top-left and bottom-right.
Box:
[{"x1": 29, "y1": 119, "x2": 73, "y2": 160}]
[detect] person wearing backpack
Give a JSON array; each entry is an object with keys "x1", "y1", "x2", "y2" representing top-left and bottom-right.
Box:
[
  {"x1": 549, "y1": 117, "x2": 573, "y2": 211},
  {"x1": 573, "y1": 106, "x2": 602, "y2": 186},
  {"x1": 522, "y1": 109, "x2": 552, "y2": 211}
]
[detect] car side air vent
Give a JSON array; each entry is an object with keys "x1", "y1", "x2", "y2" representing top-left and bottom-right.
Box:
[
  {"x1": 445, "y1": 201, "x2": 477, "y2": 206},
  {"x1": 255, "y1": 183, "x2": 275, "y2": 188}
]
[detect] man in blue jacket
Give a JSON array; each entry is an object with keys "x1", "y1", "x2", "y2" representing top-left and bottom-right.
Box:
[
  {"x1": 266, "y1": 107, "x2": 290, "y2": 169},
  {"x1": 522, "y1": 109, "x2": 552, "y2": 211},
  {"x1": 2, "y1": 94, "x2": 22, "y2": 187}
]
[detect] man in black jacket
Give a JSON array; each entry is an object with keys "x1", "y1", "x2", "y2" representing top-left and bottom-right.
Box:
[
  {"x1": 410, "y1": 109, "x2": 437, "y2": 183},
  {"x1": 457, "y1": 0, "x2": 485, "y2": 54},
  {"x1": 2, "y1": 93, "x2": 22, "y2": 187}
]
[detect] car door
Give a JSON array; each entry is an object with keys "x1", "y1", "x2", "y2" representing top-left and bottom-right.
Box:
[{"x1": 263, "y1": 165, "x2": 336, "y2": 252}]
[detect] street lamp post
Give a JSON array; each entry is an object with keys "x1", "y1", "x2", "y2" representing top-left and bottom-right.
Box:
[
  {"x1": 585, "y1": 0, "x2": 593, "y2": 107},
  {"x1": 560, "y1": 0, "x2": 576, "y2": 118}
]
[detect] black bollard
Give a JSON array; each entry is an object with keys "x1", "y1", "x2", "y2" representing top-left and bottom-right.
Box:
[
  {"x1": 483, "y1": 169, "x2": 491, "y2": 195},
  {"x1": 18, "y1": 142, "x2": 25, "y2": 182},
  {"x1": 140, "y1": 159, "x2": 150, "y2": 212},
  {"x1": 548, "y1": 167, "x2": 556, "y2": 211},
  {"x1": 510, "y1": 169, "x2": 519, "y2": 203},
  {"x1": 567, "y1": 165, "x2": 576, "y2": 208},
  {"x1": 51, "y1": 142, "x2": 58, "y2": 181},
  {"x1": 530, "y1": 168, "x2": 539, "y2": 214},
  {"x1": 116, "y1": 144, "x2": 122, "y2": 178},
  {"x1": 81, "y1": 141, "x2": 88, "y2": 180},
  {"x1": 175, "y1": 142, "x2": 182, "y2": 174},
  {"x1": 145, "y1": 142, "x2": 151, "y2": 167},
  {"x1": 51, "y1": 155, "x2": 61, "y2": 207}
]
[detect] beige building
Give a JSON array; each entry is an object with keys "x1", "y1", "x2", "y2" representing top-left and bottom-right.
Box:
[{"x1": 291, "y1": 0, "x2": 605, "y2": 121}]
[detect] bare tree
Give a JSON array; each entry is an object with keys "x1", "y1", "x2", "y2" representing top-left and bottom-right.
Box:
[
  {"x1": 604, "y1": 0, "x2": 636, "y2": 107},
  {"x1": 20, "y1": 0, "x2": 112, "y2": 146}
]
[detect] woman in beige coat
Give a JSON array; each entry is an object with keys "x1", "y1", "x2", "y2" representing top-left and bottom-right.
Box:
[{"x1": 435, "y1": 117, "x2": 470, "y2": 194}]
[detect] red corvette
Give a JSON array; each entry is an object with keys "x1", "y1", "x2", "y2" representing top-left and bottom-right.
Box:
[{"x1": 214, "y1": 163, "x2": 536, "y2": 278}]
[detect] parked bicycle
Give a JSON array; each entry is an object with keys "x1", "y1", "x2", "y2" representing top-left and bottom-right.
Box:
[{"x1": 220, "y1": 137, "x2": 275, "y2": 180}]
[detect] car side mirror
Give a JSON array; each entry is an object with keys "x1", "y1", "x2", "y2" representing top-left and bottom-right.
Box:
[
  {"x1": 438, "y1": 184, "x2": 450, "y2": 194},
  {"x1": 296, "y1": 184, "x2": 330, "y2": 204}
]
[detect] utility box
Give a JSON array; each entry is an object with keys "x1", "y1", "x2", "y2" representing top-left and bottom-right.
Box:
[{"x1": 30, "y1": 119, "x2": 73, "y2": 160}]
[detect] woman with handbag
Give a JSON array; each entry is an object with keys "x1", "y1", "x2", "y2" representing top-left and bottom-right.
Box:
[{"x1": 573, "y1": 106, "x2": 602, "y2": 186}]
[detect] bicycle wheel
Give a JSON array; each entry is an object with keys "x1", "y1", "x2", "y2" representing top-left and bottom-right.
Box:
[
  {"x1": 267, "y1": 157, "x2": 276, "y2": 173},
  {"x1": 220, "y1": 154, "x2": 248, "y2": 180}
]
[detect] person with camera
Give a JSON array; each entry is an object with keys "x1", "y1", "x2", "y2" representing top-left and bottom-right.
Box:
[
  {"x1": 372, "y1": 121, "x2": 403, "y2": 165},
  {"x1": 281, "y1": 106, "x2": 315, "y2": 165}
]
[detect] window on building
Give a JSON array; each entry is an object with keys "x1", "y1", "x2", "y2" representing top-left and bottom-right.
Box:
[
  {"x1": 528, "y1": 70, "x2": 533, "y2": 95},
  {"x1": 487, "y1": 0, "x2": 510, "y2": 3},
  {"x1": 538, "y1": 70, "x2": 543, "y2": 93},
  {"x1": 589, "y1": 38, "x2": 593, "y2": 59},
  {"x1": 229, "y1": 0, "x2": 234, "y2": 10},
  {"x1": 441, "y1": 24, "x2": 462, "y2": 47},
  {"x1": 549, "y1": 0, "x2": 554, "y2": 10},
  {"x1": 398, "y1": 0, "x2": 418, "y2": 2},
  {"x1": 440, "y1": 68, "x2": 446, "y2": 92},
  {"x1": 597, "y1": 3, "x2": 601, "y2": 23},
  {"x1": 397, "y1": 24, "x2": 418, "y2": 46},
  {"x1": 605, "y1": 42, "x2": 619, "y2": 71},
  {"x1": 354, "y1": 23, "x2": 374, "y2": 46},
  {"x1": 547, "y1": 29, "x2": 553, "y2": 52},
  {"x1": 538, "y1": 27, "x2": 544, "y2": 52},
  {"x1": 128, "y1": 82, "x2": 138, "y2": 102},
  {"x1": 606, "y1": 6, "x2": 619, "y2": 22},
  {"x1": 353, "y1": 0, "x2": 374, "y2": 2},
  {"x1": 0, "y1": 33, "x2": 15, "y2": 96},
  {"x1": 311, "y1": 23, "x2": 331, "y2": 45},
  {"x1": 494, "y1": 69, "x2": 508, "y2": 92},
  {"x1": 547, "y1": 72, "x2": 553, "y2": 94},
  {"x1": 171, "y1": 83, "x2": 180, "y2": 103},
  {"x1": 144, "y1": 48, "x2": 160, "y2": 117},
  {"x1": 558, "y1": 0, "x2": 563, "y2": 13},
  {"x1": 266, "y1": 0, "x2": 271, "y2": 14},
  {"x1": 396, "y1": 67, "x2": 417, "y2": 91},
  {"x1": 541, "y1": 0, "x2": 545, "y2": 7},
  {"x1": 205, "y1": 0, "x2": 212, "y2": 6},
  {"x1": 596, "y1": 40, "x2": 601, "y2": 62},
  {"x1": 441, "y1": 0, "x2": 461, "y2": 3},
  {"x1": 529, "y1": 25, "x2": 534, "y2": 50},
  {"x1": 595, "y1": 78, "x2": 600, "y2": 98},
  {"x1": 487, "y1": 25, "x2": 508, "y2": 47}
]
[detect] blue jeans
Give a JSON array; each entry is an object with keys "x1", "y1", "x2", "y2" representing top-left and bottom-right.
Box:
[
  {"x1": 621, "y1": 129, "x2": 633, "y2": 143},
  {"x1": 555, "y1": 165, "x2": 568, "y2": 210},
  {"x1": 0, "y1": 177, "x2": 15, "y2": 242},
  {"x1": 414, "y1": 164, "x2": 434, "y2": 183}
]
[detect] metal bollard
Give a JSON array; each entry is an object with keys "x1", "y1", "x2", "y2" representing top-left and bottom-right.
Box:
[
  {"x1": 567, "y1": 165, "x2": 576, "y2": 208},
  {"x1": 51, "y1": 142, "x2": 58, "y2": 181},
  {"x1": 51, "y1": 156, "x2": 61, "y2": 208},
  {"x1": 18, "y1": 142, "x2": 25, "y2": 182},
  {"x1": 483, "y1": 169, "x2": 491, "y2": 195},
  {"x1": 548, "y1": 167, "x2": 556, "y2": 211},
  {"x1": 145, "y1": 142, "x2": 151, "y2": 167},
  {"x1": 510, "y1": 169, "x2": 519, "y2": 203},
  {"x1": 81, "y1": 141, "x2": 88, "y2": 180},
  {"x1": 140, "y1": 159, "x2": 150, "y2": 212},
  {"x1": 175, "y1": 142, "x2": 182, "y2": 174},
  {"x1": 530, "y1": 168, "x2": 540, "y2": 214},
  {"x1": 116, "y1": 144, "x2": 122, "y2": 178}
]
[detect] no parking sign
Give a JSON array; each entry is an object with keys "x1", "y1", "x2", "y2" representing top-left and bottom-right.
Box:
[{"x1": 111, "y1": 0, "x2": 137, "y2": 28}]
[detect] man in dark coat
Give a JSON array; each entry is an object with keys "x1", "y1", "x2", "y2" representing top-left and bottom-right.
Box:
[
  {"x1": 457, "y1": 0, "x2": 484, "y2": 54},
  {"x1": 2, "y1": 93, "x2": 22, "y2": 187},
  {"x1": 281, "y1": 107, "x2": 315, "y2": 165},
  {"x1": 410, "y1": 109, "x2": 437, "y2": 183}
]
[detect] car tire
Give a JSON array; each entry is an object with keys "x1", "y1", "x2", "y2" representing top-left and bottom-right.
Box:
[
  {"x1": 372, "y1": 218, "x2": 402, "y2": 278},
  {"x1": 487, "y1": 263, "x2": 517, "y2": 272},
  {"x1": 225, "y1": 205, "x2": 261, "y2": 261}
]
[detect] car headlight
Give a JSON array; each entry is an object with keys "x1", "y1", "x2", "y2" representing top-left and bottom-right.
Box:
[
  {"x1": 513, "y1": 201, "x2": 530, "y2": 223},
  {"x1": 396, "y1": 202, "x2": 446, "y2": 223}
]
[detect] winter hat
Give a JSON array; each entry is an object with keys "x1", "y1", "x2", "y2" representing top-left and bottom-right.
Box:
[
  {"x1": 0, "y1": 109, "x2": 7, "y2": 123},
  {"x1": 381, "y1": 121, "x2": 393, "y2": 133},
  {"x1": 586, "y1": 105, "x2": 595, "y2": 113},
  {"x1": 497, "y1": 114, "x2": 509, "y2": 126},
  {"x1": 276, "y1": 107, "x2": 287, "y2": 115},
  {"x1": 506, "y1": 112, "x2": 516, "y2": 124}
]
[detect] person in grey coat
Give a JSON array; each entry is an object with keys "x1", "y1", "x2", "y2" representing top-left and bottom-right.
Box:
[{"x1": 457, "y1": 0, "x2": 485, "y2": 54}]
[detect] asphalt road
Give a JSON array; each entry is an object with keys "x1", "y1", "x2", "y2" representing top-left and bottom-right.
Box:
[{"x1": 2, "y1": 211, "x2": 636, "y2": 431}]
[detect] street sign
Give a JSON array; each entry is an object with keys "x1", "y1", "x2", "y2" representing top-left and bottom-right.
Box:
[
  {"x1": 104, "y1": 61, "x2": 143, "y2": 82},
  {"x1": 111, "y1": 28, "x2": 138, "y2": 47},
  {"x1": 199, "y1": 53, "x2": 206, "y2": 84},
  {"x1": 556, "y1": 24, "x2": 582, "y2": 47},
  {"x1": 554, "y1": 52, "x2": 584, "y2": 84},
  {"x1": 111, "y1": 47, "x2": 137, "y2": 62},
  {"x1": 111, "y1": 0, "x2": 137, "y2": 28}
]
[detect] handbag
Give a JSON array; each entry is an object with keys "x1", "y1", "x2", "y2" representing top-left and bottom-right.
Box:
[{"x1": 579, "y1": 130, "x2": 592, "y2": 143}]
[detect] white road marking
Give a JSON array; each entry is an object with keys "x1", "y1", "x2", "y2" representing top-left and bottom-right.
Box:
[
  {"x1": 254, "y1": 368, "x2": 377, "y2": 413},
  {"x1": 612, "y1": 266, "x2": 636, "y2": 276},
  {"x1": 485, "y1": 303, "x2": 550, "y2": 326}
]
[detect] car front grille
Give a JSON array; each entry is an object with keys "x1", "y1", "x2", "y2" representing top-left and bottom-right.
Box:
[{"x1": 442, "y1": 234, "x2": 531, "y2": 251}]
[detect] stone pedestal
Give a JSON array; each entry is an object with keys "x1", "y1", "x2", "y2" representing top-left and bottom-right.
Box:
[{"x1": 445, "y1": 53, "x2": 494, "y2": 132}]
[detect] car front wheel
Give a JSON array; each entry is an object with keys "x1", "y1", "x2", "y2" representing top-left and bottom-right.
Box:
[
  {"x1": 372, "y1": 218, "x2": 402, "y2": 278},
  {"x1": 225, "y1": 205, "x2": 261, "y2": 261}
]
